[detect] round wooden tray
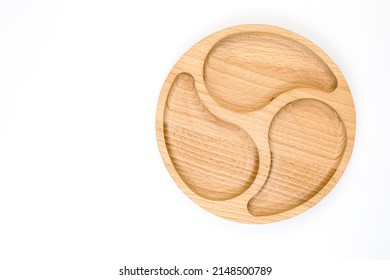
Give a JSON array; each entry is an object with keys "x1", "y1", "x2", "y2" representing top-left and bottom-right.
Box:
[{"x1": 156, "y1": 24, "x2": 355, "y2": 223}]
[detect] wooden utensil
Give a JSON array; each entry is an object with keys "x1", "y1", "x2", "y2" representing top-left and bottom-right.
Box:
[{"x1": 156, "y1": 24, "x2": 355, "y2": 223}]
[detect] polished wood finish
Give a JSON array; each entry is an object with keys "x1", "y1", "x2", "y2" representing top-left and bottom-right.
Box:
[{"x1": 156, "y1": 25, "x2": 355, "y2": 223}]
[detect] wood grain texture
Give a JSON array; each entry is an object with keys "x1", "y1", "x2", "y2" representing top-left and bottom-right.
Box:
[
  {"x1": 164, "y1": 73, "x2": 259, "y2": 200},
  {"x1": 156, "y1": 24, "x2": 356, "y2": 223},
  {"x1": 204, "y1": 32, "x2": 337, "y2": 112},
  {"x1": 248, "y1": 99, "x2": 347, "y2": 216}
]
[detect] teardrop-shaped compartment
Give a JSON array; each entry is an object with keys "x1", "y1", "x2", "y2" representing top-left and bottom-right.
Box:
[
  {"x1": 164, "y1": 73, "x2": 259, "y2": 200},
  {"x1": 248, "y1": 99, "x2": 346, "y2": 216},
  {"x1": 204, "y1": 33, "x2": 338, "y2": 112}
]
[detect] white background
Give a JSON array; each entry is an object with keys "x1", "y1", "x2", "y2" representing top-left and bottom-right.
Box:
[{"x1": 0, "y1": 0, "x2": 389, "y2": 279}]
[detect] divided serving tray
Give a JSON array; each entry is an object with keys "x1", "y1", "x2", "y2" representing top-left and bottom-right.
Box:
[{"x1": 156, "y1": 25, "x2": 355, "y2": 223}]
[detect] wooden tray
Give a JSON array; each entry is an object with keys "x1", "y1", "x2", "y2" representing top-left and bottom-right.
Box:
[{"x1": 156, "y1": 25, "x2": 355, "y2": 223}]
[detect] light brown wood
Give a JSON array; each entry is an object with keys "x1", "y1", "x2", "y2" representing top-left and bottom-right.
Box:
[{"x1": 156, "y1": 24, "x2": 355, "y2": 223}]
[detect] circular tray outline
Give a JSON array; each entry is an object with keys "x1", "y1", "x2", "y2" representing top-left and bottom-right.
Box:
[{"x1": 156, "y1": 24, "x2": 356, "y2": 224}]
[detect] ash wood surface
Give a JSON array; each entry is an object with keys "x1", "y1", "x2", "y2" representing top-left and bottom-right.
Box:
[{"x1": 156, "y1": 24, "x2": 356, "y2": 223}]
